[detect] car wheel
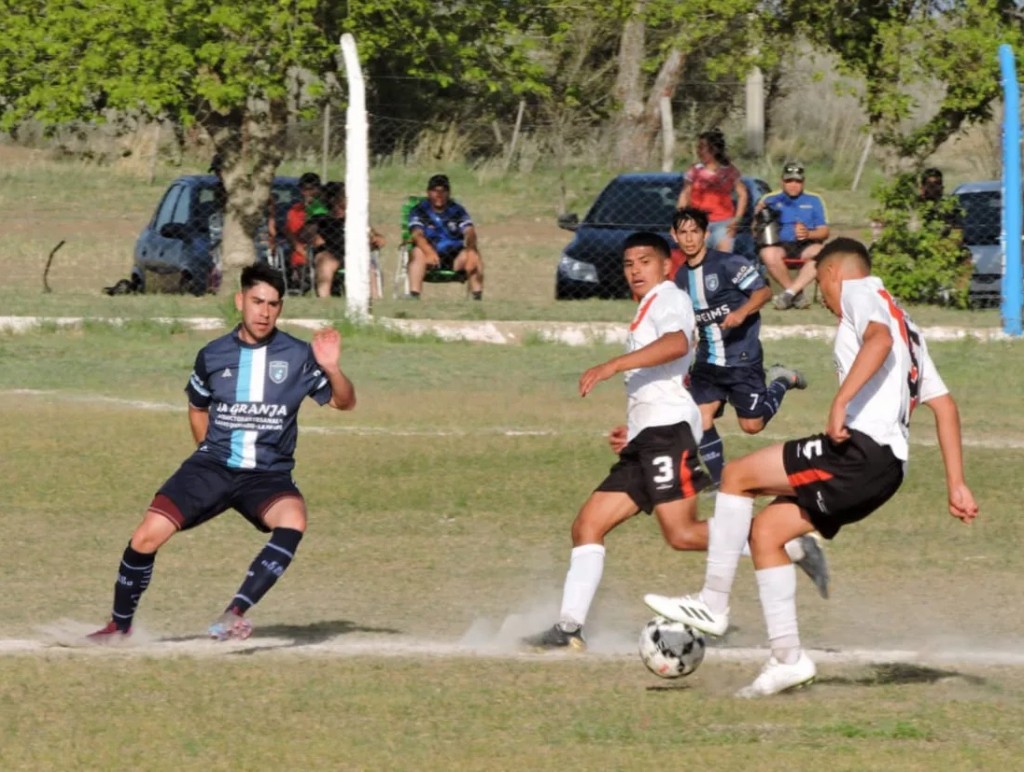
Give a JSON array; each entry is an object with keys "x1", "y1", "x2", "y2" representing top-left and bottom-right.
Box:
[{"x1": 179, "y1": 271, "x2": 205, "y2": 296}]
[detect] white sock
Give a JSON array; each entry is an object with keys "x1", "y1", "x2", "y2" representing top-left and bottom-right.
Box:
[
  {"x1": 702, "y1": 492, "x2": 755, "y2": 614},
  {"x1": 783, "y1": 537, "x2": 805, "y2": 562},
  {"x1": 755, "y1": 564, "x2": 801, "y2": 664},
  {"x1": 559, "y1": 544, "x2": 605, "y2": 629}
]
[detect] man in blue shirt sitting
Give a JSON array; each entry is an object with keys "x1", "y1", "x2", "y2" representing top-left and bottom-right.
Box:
[
  {"x1": 407, "y1": 174, "x2": 484, "y2": 300},
  {"x1": 755, "y1": 162, "x2": 830, "y2": 310}
]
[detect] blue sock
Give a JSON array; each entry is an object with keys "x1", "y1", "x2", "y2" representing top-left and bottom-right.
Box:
[
  {"x1": 229, "y1": 528, "x2": 304, "y2": 614},
  {"x1": 755, "y1": 379, "x2": 790, "y2": 425},
  {"x1": 111, "y1": 543, "x2": 155, "y2": 631},
  {"x1": 699, "y1": 425, "x2": 725, "y2": 486}
]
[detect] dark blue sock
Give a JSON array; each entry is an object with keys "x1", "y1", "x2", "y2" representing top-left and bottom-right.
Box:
[
  {"x1": 699, "y1": 425, "x2": 725, "y2": 487},
  {"x1": 112, "y1": 543, "x2": 156, "y2": 631},
  {"x1": 755, "y1": 379, "x2": 790, "y2": 426},
  {"x1": 230, "y1": 528, "x2": 304, "y2": 614}
]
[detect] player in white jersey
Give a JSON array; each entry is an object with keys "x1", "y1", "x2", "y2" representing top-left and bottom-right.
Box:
[
  {"x1": 645, "y1": 237, "x2": 978, "y2": 694},
  {"x1": 524, "y1": 233, "x2": 828, "y2": 651}
]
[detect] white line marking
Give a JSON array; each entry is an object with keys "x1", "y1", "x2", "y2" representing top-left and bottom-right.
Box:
[
  {"x1": 5, "y1": 388, "x2": 1022, "y2": 450},
  {"x1": 1, "y1": 635, "x2": 1020, "y2": 668}
]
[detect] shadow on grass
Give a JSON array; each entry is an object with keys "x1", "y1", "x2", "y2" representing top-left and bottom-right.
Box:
[
  {"x1": 160, "y1": 618, "x2": 401, "y2": 653},
  {"x1": 821, "y1": 662, "x2": 986, "y2": 687}
]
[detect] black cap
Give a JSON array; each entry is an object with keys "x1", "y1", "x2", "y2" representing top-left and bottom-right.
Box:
[
  {"x1": 782, "y1": 162, "x2": 804, "y2": 181},
  {"x1": 427, "y1": 174, "x2": 450, "y2": 191},
  {"x1": 921, "y1": 167, "x2": 943, "y2": 183},
  {"x1": 299, "y1": 172, "x2": 322, "y2": 188}
]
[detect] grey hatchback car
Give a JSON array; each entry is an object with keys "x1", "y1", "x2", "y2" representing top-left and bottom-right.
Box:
[
  {"x1": 132, "y1": 174, "x2": 302, "y2": 294},
  {"x1": 952, "y1": 180, "x2": 1024, "y2": 307}
]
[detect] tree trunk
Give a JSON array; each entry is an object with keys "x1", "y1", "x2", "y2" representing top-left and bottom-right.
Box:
[
  {"x1": 613, "y1": 1, "x2": 647, "y2": 169},
  {"x1": 613, "y1": 2, "x2": 685, "y2": 170},
  {"x1": 208, "y1": 98, "x2": 288, "y2": 294}
]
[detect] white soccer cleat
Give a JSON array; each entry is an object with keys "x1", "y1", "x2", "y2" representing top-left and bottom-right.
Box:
[
  {"x1": 643, "y1": 593, "x2": 729, "y2": 637},
  {"x1": 735, "y1": 652, "x2": 817, "y2": 698}
]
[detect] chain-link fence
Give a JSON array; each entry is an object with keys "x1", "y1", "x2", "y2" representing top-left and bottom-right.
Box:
[{"x1": 7, "y1": 83, "x2": 900, "y2": 308}]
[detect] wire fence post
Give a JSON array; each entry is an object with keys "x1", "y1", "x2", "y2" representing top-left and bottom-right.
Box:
[
  {"x1": 340, "y1": 33, "x2": 370, "y2": 320},
  {"x1": 999, "y1": 43, "x2": 1022, "y2": 336}
]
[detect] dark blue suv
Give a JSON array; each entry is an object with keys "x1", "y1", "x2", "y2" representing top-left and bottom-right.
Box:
[
  {"x1": 132, "y1": 174, "x2": 302, "y2": 294},
  {"x1": 555, "y1": 172, "x2": 769, "y2": 300}
]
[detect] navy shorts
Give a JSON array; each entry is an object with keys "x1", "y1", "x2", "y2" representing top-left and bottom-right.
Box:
[
  {"x1": 783, "y1": 430, "x2": 903, "y2": 539},
  {"x1": 149, "y1": 452, "x2": 303, "y2": 534},
  {"x1": 434, "y1": 243, "x2": 464, "y2": 271},
  {"x1": 595, "y1": 421, "x2": 711, "y2": 513},
  {"x1": 688, "y1": 361, "x2": 768, "y2": 419},
  {"x1": 779, "y1": 240, "x2": 823, "y2": 260}
]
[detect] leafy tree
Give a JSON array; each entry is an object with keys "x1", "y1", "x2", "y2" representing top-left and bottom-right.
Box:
[
  {"x1": 784, "y1": 0, "x2": 1024, "y2": 172},
  {"x1": 0, "y1": 0, "x2": 553, "y2": 292},
  {"x1": 869, "y1": 173, "x2": 973, "y2": 306}
]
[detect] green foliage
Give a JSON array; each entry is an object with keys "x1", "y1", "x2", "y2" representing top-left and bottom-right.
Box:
[
  {"x1": 869, "y1": 173, "x2": 973, "y2": 307},
  {"x1": 787, "y1": 0, "x2": 1024, "y2": 167}
]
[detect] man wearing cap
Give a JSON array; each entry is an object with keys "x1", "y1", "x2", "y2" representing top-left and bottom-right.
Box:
[
  {"x1": 407, "y1": 174, "x2": 483, "y2": 300},
  {"x1": 755, "y1": 162, "x2": 829, "y2": 310}
]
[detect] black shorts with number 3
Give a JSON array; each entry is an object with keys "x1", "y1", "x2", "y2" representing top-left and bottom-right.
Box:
[
  {"x1": 783, "y1": 429, "x2": 903, "y2": 539},
  {"x1": 595, "y1": 421, "x2": 711, "y2": 514}
]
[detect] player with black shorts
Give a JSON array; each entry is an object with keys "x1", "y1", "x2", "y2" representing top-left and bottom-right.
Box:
[
  {"x1": 88, "y1": 262, "x2": 357, "y2": 644},
  {"x1": 672, "y1": 206, "x2": 808, "y2": 488},
  {"x1": 523, "y1": 232, "x2": 828, "y2": 652},
  {"x1": 646, "y1": 237, "x2": 978, "y2": 697}
]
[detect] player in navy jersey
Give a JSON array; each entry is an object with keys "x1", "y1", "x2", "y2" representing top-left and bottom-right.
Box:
[
  {"x1": 672, "y1": 208, "x2": 806, "y2": 483},
  {"x1": 647, "y1": 238, "x2": 977, "y2": 697},
  {"x1": 407, "y1": 174, "x2": 484, "y2": 299},
  {"x1": 88, "y1": 262, "x2": 356, "y2": 643}
]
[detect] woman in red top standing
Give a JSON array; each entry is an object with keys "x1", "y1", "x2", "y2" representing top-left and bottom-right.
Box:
[{"x1": 676, "y1": 129, "x2": 747, "y2": 253}]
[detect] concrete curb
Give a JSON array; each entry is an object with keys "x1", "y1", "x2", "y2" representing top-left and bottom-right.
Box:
[{"x1": 0, "y1": 315, "x2": 1015, "y2": 345}]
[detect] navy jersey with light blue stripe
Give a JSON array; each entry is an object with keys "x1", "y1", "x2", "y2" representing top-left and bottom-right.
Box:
[
  {"x1": 186, "y1": 326, "x2": 332, "y2": 472},
  {"x1": 675, "y1": 249, "x2": 766, "y2": 368}
]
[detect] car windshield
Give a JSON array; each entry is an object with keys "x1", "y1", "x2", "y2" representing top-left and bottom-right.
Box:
[
  {"x1": 586, "y1": 180, "x2": 680, "y2": 229},
  {"x1": 958, "y1": 190, "x2": 1001, "y2": 246}
]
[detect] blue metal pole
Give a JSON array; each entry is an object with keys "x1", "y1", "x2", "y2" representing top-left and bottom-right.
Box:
[{"x1": 999, "y1": 44, "x2": 1022, "y2": 336}]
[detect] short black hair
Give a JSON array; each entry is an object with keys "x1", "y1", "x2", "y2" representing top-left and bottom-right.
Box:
[
  {"x1": 673, "y1": 206, "x2": 709, "y2": 233},
  {"x1": 427, "y1": 174, "x2": 450, "y2": 190},
  {"x1": 623, "y1": 231, "x2": 672, "y2": 259},
  {"x1": 921, "y1": 167, "x2": 943, "y2": 184},
  {"x1": 241, "y1": 261, "x2": 286, "y2": 297},
  {"x1": 323, "y1": 181, "x2": 345, "y2": 207},
  {"x1": 299, "y1": 172, "x2": 321, "y2": 188},
  {"x1": 815, "y1": 237, "x2": 871, "y2": 270}
]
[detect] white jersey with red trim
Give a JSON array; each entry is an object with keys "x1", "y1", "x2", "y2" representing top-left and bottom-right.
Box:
[
  {"x1": 835, "y1": 277, "x2": 948, "y2": 461},
  {"x1": 624, "y1": 280, "x2": 702, "y2": 441}
]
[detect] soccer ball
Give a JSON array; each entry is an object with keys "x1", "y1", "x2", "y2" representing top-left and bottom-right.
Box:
[{"x1": 638, "y1": 616, "x2": 706, "y2": 678}]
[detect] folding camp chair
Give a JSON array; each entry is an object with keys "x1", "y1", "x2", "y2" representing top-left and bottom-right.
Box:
[{"x1": 393, "y1": 195, "x2": 469, "y2": 298}]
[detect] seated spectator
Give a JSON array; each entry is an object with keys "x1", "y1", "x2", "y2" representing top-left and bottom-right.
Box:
[
  {"x1": 407, "y1": 174, "x2": 484, "y2": 300},
  {"x1": 755, "y1": 162, "x2": 830, "y2": 310},
  {"x1": 284, "y1": 172, "x2": 326, "y2": 289},
  {"x1": 919, "y1": 167, "x2": 964, "y2": 240},
  {"x1": 307, "y1": 181, "x2": 386, "y2": 299}
]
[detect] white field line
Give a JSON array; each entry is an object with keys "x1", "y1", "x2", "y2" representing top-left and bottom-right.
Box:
[
  {"x1": 1, "y1": 634, "x2": 1021, "y2": 669},
  {"x1": 6, "y1": 388, "x2": 1024, "y2": 450},
  {"x1": 0, "y1": 315, "x2": 1017, "y2": 345}
]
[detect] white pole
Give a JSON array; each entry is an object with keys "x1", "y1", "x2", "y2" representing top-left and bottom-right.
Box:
[
  {"x1": 659, "y1": 95, "x2": 674, "y2": 172},
  {"x1": 340, "y1": 33, "x2": 370, "y2": 319},
  {"x1": 851, "y1": 133, "x2": 873, "y2": 192},
  {"x1": 505, "y1": 100, "x2": 526, "y2": 173},
  {"x1": 745, "y1": 67, "x2": 764, "y2": 157}
]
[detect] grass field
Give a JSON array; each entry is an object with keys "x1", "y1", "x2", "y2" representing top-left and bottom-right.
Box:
[
  {"x1": 1, "y1": 147, "x2": 1022, "y2": 768},
  {"x1": 1, "y1": 317, "x2": 1023, "y2": 769}
]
